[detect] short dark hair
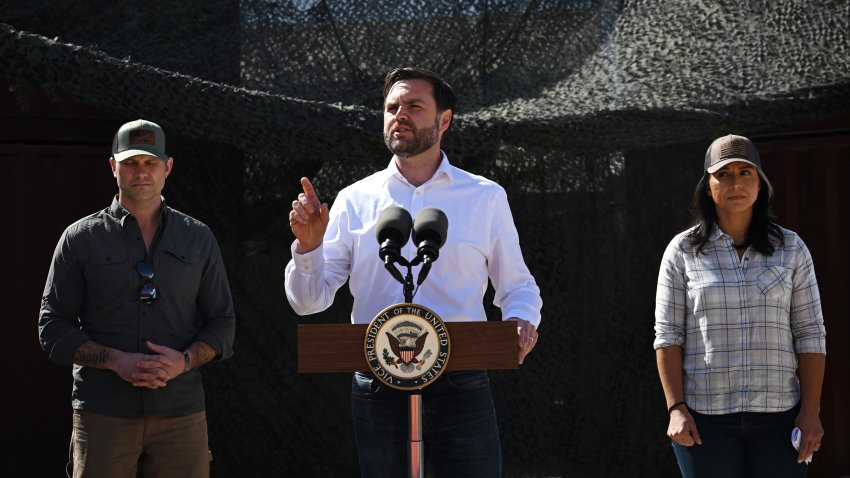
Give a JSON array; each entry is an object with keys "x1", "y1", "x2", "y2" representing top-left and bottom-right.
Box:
[{"x1": 382, "y1": 67, "x2": 457, "y2": 115}]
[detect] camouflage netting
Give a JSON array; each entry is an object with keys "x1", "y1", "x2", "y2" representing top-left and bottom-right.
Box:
[{"x1": 3, "y1": 1, "x2": 849, "y2": 476}]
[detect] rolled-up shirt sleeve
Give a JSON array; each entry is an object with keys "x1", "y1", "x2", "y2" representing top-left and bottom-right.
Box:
[
  {"x1": 193, "y1": 234, "x2": 237, "y2": 360},
  {"x1": 654, "y1": 237, "x2": 687, "y2": 349},
  {"x1": 39, "y1": 226, "x2": 92, "y2": 365},
  {"x1": 789, "y1": 236, "x2": 826, "y2": 354}
]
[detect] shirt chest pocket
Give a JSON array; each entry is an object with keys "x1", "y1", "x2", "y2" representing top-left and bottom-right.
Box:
[
  {"x1": 157, "y1": 246, "x2": 202, "y2": 298},
  {"x1": 86, "y1": 249, "x2": 131, "y2": 300},
  {"x1": 754, "y1": 266, "x2": 791, "y2": 302}
]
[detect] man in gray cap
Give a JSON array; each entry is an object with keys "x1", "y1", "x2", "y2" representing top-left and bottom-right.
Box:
[{"x1": 39, "y1": 119, "x2": 236, "y2": 477}]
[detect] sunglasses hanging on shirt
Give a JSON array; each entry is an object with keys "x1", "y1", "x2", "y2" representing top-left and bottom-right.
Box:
[{"x1": 136, "y1": 261, "x2": 157, "y2": 304}]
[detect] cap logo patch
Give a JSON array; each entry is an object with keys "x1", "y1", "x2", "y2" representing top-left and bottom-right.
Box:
[
  {"x1": 129, "y1": 129, "x2": 156, "y2": 146},
  {"x1": 719, "y1": 138, "x2": 748, "y2": 160}
]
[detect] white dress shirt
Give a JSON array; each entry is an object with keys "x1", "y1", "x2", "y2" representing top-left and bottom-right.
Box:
[{"x1": 285, "y1": 153, "x2": 542, "y2": 328}]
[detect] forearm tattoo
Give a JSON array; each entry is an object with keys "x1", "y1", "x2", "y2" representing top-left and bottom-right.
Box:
[{"x1": 74, "y1": 344, "x2": 110, "y2": 367}]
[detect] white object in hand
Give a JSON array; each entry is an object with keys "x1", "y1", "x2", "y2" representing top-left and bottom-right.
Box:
[{"x1": 791, "y1": 427, "x2": 813, "y2": 464}]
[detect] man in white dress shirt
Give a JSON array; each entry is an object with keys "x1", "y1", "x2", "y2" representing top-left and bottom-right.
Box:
[{"x1": 285, "y1": 67, "x2": 542, "y2": 478}]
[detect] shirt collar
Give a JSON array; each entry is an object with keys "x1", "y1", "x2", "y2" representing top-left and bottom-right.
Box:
[
  {"x1": 108, "y1": 195, "x2": 169, "y2": 227},
  {"x1": 109, "y1": 195, "x2": 130, "y2": 224},
  {"x1": 708, "y1": 224, "x2": 728, "y2": 243},
  {"x1": 382, "y1": 150, "x2": 454, "y2": 187}
]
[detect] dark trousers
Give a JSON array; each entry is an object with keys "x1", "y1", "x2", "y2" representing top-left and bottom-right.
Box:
[
  {"x1": 351, "y1": 370, "x2": 502, "y2": 478},
  {"x1": 672, "y1": 403, "x2": 807, "y2": 478}
]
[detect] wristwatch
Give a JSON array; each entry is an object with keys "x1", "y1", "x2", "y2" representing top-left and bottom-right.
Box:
[{"x1": 182, "y1": 350, "x2": 191, "y2": 373}]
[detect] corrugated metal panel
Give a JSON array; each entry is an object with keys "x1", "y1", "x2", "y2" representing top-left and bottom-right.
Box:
[{"x1": 760, "y1": 134, "x2": 850, "y2": 476}]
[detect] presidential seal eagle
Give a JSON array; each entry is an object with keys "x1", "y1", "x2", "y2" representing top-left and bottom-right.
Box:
[{"x1": 385, "y1": 331, "x2": 429, "y2": 365}]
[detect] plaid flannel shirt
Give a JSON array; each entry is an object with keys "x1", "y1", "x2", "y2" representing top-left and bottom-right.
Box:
[{"x1": 654, "y1": 225, "x2": 826, "y2": 414}]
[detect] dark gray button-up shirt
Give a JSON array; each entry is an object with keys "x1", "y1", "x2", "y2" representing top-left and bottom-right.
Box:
[{"x1": 39, "y1": 197, "x2": 236, "y2": 417}]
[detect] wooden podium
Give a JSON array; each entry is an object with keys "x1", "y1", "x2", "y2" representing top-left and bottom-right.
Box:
[
  {"x1": 297, "y1": 320, "x2": 518, "y2": 477},
  {"x1": 298, "y1": 321, "x2": 518, "y2": 373}
]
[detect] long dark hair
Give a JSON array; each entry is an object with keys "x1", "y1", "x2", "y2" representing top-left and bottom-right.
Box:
[{"x1": 688, "y1": 172, "x2": 784, "y2": 254}]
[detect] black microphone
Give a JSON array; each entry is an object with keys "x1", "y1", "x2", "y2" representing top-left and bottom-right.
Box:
[
  {"x1": 375, "y1": 206, "x2": 412, "y2": 284},
  {"x1": 412, "y1": 207, "x2": 448, "y2": 285}
]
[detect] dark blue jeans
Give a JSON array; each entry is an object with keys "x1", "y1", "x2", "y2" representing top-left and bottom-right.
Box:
[
  {"x1": 672, "y1": 404, "x2": 807, "y2": 478},
  {"x1": 351, "y1": 370, "x2": 501, "y2": 478}
]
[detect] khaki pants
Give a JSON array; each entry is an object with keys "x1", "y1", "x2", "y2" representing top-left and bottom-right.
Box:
[{"x1": 68, "y1": 410, "x2": 210, "y2": 478}]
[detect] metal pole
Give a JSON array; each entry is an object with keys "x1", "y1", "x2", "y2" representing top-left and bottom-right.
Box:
[{"x1": 408, "y1": 393, "x2": 424, "y2": 478}]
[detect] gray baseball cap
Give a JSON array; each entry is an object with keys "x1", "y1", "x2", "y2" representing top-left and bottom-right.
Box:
[
  {"x1": 111, "y1": 119, "x2": 168, "y2": 161},
  {"x1": 704, "y1": 134, "x2": 773, "y2": 197}
]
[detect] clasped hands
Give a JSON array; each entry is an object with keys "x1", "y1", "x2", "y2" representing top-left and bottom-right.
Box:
[{"x1": 113, "y1": 341, "x2": 187, "y2": 389}]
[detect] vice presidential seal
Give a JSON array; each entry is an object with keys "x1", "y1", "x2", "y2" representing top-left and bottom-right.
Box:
[{"x1": 364, "y1": 304, "x2": 451, "y2": 391}]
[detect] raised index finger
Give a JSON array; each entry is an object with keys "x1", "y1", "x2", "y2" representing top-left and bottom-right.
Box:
[{"x1": 301, "y1": 177, "x2": 321, "y2": 204}]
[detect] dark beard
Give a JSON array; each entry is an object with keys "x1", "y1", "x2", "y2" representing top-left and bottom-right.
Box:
[{"x1": 384, "y1": 116, "x2": 440, "y2": 157}]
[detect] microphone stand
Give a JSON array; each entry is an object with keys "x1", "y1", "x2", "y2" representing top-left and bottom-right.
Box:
[
  {"x1": 385, "y1": 256, "x2": 415, "y2": 303},
  {"x1": 385, "y1": 257, "x2": 424, "y2": 478},
  {"x1": 401, "y1": 258, "x2": 416, "y2": 304}
]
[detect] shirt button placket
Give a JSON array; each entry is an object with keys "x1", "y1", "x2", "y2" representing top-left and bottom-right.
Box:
[
  {"x1": 408, "y1": 186, "x2": 425, "y2": 297},
  {"x1": 410, "y1": 186, "x2": 425, "y2": 223},
  {"x1": 740, "y1": 254, "x2": 750, "y2": 410}
]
